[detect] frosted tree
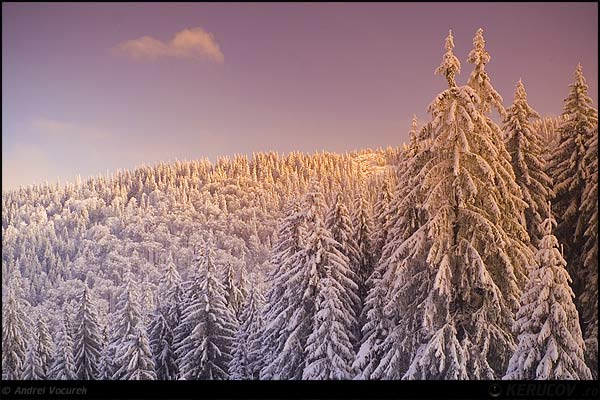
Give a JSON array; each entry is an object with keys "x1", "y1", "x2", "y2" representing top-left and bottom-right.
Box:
[
  {"x1": 547, "y1": 64, "x2": 598, "y2": 294},
  {"x1": 504, "y1": 206, "x2": 591, "y2": 380},
  {"x1": 365, "y1": 112, "x2": 434, "y2": 379},
  {"x1": 372, "y1": 179, "x2": 394, "y2": 262},
  {"x1": 110, "y1": 271, "x2": 143, "y2": 379},
  {"x1": 176, "y1": 241, "x2": 237, "y2": 380},
  {"x1": 325, "y1": 192, "x2": 361, "y2": 342},
  {"x1": 36, "y1": 315, "x2": 54, "y2": 378},
  {"x1": 149, "y1": 253, "x2": 182, "y2": 380},
  {"x1": 404, "y1": 30, "x2": 528, "y2": 379},
  {"x1": 22, "y1": 339, "x2": 44, "y2": 380},
  {"x1": 467, "y1": 28, "x2": 505, "y2": 116},
  {"x1": 303, "y1": 270, "x2": 356, "y2": 379},
  {"x1": 97, "y1": 326, "x2": 111, "y2": 380},
  {"x1": 2, "y1": 272, "x2": 31, "y2": 379},
  {"x1": 229, "y1": 281, "x2": 265, "y2": 380},
  {"x1": 222, "y1": 261, "x2": 244, "y2": 317},
  {"x1": 48, "y1": 317, "x2": 76, "y2": 380},
  {"x1": 73, "y1": 286, "x2": 103, "y2": 380},
  {"x1": 351, "y1": 191, "x2": 375, "y2": 325},
  {"x1": 503, "y1": 79, "x2": 553, "y2": 246},
  {"x1": 581, "y1": 126, "x2": 598, "y2": 378},
  {"x1": 259, "y1": 200, "x2": 307, "y2": 379},
  {"x1": 113, "y1": 322, "x2": 157, "y2": 380}
]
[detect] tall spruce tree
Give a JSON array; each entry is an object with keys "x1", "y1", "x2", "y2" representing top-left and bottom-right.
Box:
[
  {"x1": 73, "y1": 286, "x2": 102, "y2": 379},
  {"x1": 114, "y1": 322, "x2": 157, "y2": 380},
  {"x1": 547, "y1": 64, "x2": 598, "y2": 302},
  {"x1": 504, "y1": 206, "x2": 591, "y2": 380},
  {"x1": 581, "y1": 126, "x2": 598, "y2": 378},
  {"x1": 2, "y1": 272, "x2": 31, "y2": 379},
  {"x1": 48, "y1": 316, "x2": 76, "y2": 380},
  {"x1": 404, "y1": 30, "x2": 528, "y2": 379},
  {"x1": 176, "y1": 240, "x2": 237, "y2": 380},
  {"x1": 504, "y1": 79, "x2": 553, "y2": 246}
]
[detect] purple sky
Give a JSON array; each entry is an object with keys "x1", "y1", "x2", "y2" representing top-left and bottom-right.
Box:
[{"x1": 2, "y1": 2, "x2": 598, "y2": 190}]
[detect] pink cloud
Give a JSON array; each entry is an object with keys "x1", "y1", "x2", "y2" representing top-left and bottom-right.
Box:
[{"x1": 114, "y1": 27, "x2": 224, "y2": 63}]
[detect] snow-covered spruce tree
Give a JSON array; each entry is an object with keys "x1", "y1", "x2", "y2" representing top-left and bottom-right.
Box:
[
  {"x1": 222, "y1": 261, "x2": 244, "y2": 317},
  {"x1": 176, "y1": 241, "x2": 237, "y2": 380},
  {"x1": 22, "y1": 338, "x2": 45, "y2": 380},
  {"x1": 581, "y1": 126, "x2": 598, "y2": 378},
  {"x1": 351, "y1": 190, "x2": 375, "y2": 326},
  {"x1": 361, "y1": 115, "x2": 434, "y2": 379},
  {"x1": 404, "y1": 30, "x2": 527, "y2": 379},
  {"x1": 97, "y1": 326, "x2": 111, "y2": 380},
  {"x1": 504, "y1": 206, "x2": 592, "y2": 380},
  {"x1": 303, "y1": 269, "x2": 356, "y2": 380},
  {"x1": 73, "y1": 286, "x2": 103, "y2": 380},
  {"x1": 48, "y1": 316, "x2": 76, "y2": 380},
  {"x1": 261, "y1": 179, "x2": 357, "y2": 380},
  {"x1": 372, "y1": 178, "x2": 394, "y2": 263},
  {"x1": 325, "y1": 192, "x2": 361, "y2": 343},
  {"x1": 36, "y1": 315, "x2": 54, "y2": 378},
  {"x1": 547, "y1": 64, "x2": 598, "y2": 296},
  {"x1": 149, "y1": 253, "x2": 182, "y2": 380},
  {"x1": 2, "y1": 272, "x2": 31, "y2": 379},
  {"x1": 110, "y1": 271, "x2": 144, "y2": 379},
  {"x1": 229, "y1": 280, "x2": 265, "y2": 380},
  {"x1": 259, "y1": 200, "x2": 307, "y2": 379},
  {"x1": 467, "y1": 28, "x2": 505, "y2": 117},
  {"x1": 113, "y1": 322, "x2": 156, "y2": 380},
  {"x1": 503, "y1": 79, "x2": 553, "y2": 246}
]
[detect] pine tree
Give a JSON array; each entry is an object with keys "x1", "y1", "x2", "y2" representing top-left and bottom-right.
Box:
[
  {"x1": 581, "y1": 126, "x2": 598, "y2": 378},
  {"x1": 114, "y1": 322, "x2": 157, "y2": 380},
  {"x1": 97, "y1": 326, "x2": 111, "y2": 380},
  {"x1": 504, "y1": 206, "x2": 592, "y2": 380},
  {"x1": 223, "y1": 261, "x2": 244, "y2": 317},
  {"x1": 547, "y1": 64, "x2": 598, "y2": 300},
  {"x1": 149, "y1": 253, "x2": 182, "y2": 380},
  {"x1": 229, "y1": 281, "x2": 265, "y2": 379},
  {"x1": 404, "y1": 30, "x2": 528, "y2": 379},
  {"x1": 303, "y1": 270, "x2": 356, "y2": 380},
  {"x1": 22, "y1": 338, "x2": 44, "y2": 380},
  {"x1": 36, "y1": 315, "x2": 54, "y2": 378},
  {"x1": 259, "y1": 200, "x2": 307, "y2": 379},
  {"x1": 48, "y1": 316, "x2": 76, "y2": 380},
  {"x1": 467, "y1": 28, "x2": 505, "y2": 116},
  {"x1": 176, "y1": 241, "x2": 237, "y2": 380},
  {"x1": 352, "y1": 191, "x2": 375, "y2": 327},
  {"x1": 73, "y1": 286, "x2": 102, "y2": 380},
  {"x1": 504, "y1": 79, "x2": 553, "y2": 246},
  {"x1": 325, "y1": 192, "x2": 361, "y2": 343},
  {"x1": 110, "y1": 272, "x2": 144, "y2": 379},
  {"x1": 2, "y1": 272, "x2": 31, "y2": 379}
]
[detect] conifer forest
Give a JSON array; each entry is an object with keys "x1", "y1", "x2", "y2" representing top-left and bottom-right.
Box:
[{"x1": 2, "y1": 26, "x2": 598, "y2": 381}]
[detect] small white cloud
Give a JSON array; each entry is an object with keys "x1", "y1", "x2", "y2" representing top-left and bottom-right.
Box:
[{"x1": 114, "y1": 27, "x2": 224, "y2": 63}]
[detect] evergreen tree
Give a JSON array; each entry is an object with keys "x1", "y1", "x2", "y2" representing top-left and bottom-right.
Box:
[
  {"x1": 504, "y1": 206, "x2": 591, "y2": 380},
  {"x1": 73, "y1": 286, "x2": 102, "y2": 380},
  {"x1": 97, "y1": 326, "x2": 111, "y2": 380},
  {"x1": 303, "y1": 270, "x2": 356, "y2": 380},
  {"x1": 2, "y1": 272, "x2": 30, "y2": 379},
  {"x1": 547, "y1": 64, "x2": 598, "y2": 299},
  {"x1": 36, "y1": 315, "x2": 54, "y2": 378},
  {"x1": 467, "y1": 28, "x2": 505, "y2": 116},
  {"x1": 176, "y1": 241, "x2": 237, "y2": 380},
  {"x1": 222, "y1": 261, "x2": 244, "y2": 317},
  {"x1": 352, "y1": 191, "x2": 375, "y2": 326},
  {"x1": 259, "y1": 200, "x2": 307, "y2": 379},
  {"x1": 149, "y1": 253, "x2": 182, "y2": 380},
  {"x1": 22, "y1": 338, "x2": 44, "y2": 380},
  {"x1": 229, "y1": 281, "x2": 265, "y2": 380},
  {"x1": 503, "y1": 79, "x2": 553, "y2": 246},
  {"x1": 48, "y1": 316, "x2": 76, "y2": 380},
  {"x1": 404, "y1": 30, "x2": 528, "y2": 379},
  {"x1": 114, "y1": 322, "x2": 157, "y2": 380},
  {"x1": 581, "y1": 126, "x2": 598, "y2": 378},
  {"x1": 110, "y1": 271, "x2": 144, "y2": 379}
]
